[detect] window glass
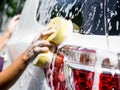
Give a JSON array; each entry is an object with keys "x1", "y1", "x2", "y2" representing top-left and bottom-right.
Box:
[{"x1": 36, "y1": 0, "x2": 120, "y2": 35}]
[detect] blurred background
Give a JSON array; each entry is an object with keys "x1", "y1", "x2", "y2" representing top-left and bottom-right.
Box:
[{"x1": 0, "y1": 0, "x2": 26, "y2": 32}]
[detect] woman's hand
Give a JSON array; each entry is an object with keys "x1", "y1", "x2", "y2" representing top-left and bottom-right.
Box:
[
  {"x1": 27, "y1": 27, "x2": 56, "y2": 60},
  {"x1": 7, "y1": 14, "x2": 20, "y2": 34}
]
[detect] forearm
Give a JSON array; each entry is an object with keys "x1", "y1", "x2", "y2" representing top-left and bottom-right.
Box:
[
  {"x1": 0, "y1": 30, "x2": 11, "y2": 51},
  {"x1": 0, "y1": 28, "x2": 54, "y2": 90},
  {"x1": 0, "y1": 49, "x2": 29, "y2": 90}
]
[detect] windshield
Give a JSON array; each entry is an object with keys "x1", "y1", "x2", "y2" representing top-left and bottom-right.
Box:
[{"x1": 36, "y1": 0, "x2": 120, "y2": 35}]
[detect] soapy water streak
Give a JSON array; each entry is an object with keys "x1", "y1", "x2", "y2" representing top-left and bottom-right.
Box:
[{"x1": 104, "y1": 0, "x2": 109, "y2": 48}]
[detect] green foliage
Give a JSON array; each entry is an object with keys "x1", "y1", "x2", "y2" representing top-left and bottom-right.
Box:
[
  {"x1": 0, "y1": 0, "x2": 26, "y2": 17},
  {"x1": 0, "y1": 1, "x2": 4, "y2": 11},
  {"x1": 6, "y1": 0, "x2": 26, "y2": 17}
]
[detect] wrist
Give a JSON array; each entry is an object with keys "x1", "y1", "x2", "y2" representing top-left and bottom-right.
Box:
[
  {"x1": 22, "y1": 50, "x2": 29, "y2": 62},
  {"x1": 5, "y1": 30, "x2": 12, "y2": 38},
  {"x1": 21, "y1": 49, "x2": 34, "y2": 64}
]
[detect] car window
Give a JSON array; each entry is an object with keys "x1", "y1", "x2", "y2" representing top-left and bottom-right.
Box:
[{"x1": 36, "y1": 0, "x2": 120, "y2": 35}]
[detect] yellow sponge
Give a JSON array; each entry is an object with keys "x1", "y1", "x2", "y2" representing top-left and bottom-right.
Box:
[
  {"x1": 33, "y1": 51, "x2": 53, "y2": 67},
  {"x1": 33, "y1": 17, "x2": 73, "y2": 67},
  {"x1": 46, "y1": 17, "x2": 73, "y2": 44}
]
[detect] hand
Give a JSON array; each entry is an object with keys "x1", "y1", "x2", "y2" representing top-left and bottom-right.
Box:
[
  {"x1": 27, "y1": 27, "x2": 56, "y2": 60},
  {"x1": 7, "y1": 14, "x2": 20, "y2": 34}
]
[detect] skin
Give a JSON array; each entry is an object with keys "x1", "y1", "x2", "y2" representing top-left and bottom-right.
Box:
[
  {"x1": 0, "y1": 15, "x2": 56, "y2": 90},
  {"x1": 0, "y1": 15, "x2": 20, "y2": 51}
]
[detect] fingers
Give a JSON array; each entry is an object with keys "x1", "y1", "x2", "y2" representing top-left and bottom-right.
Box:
[
  {"x1": 31, "y1": 35, "x2": 40, "y2": 44},
  {"x1": 41, "y1": 29, "x2": 56, "y2": 38},
  {"x1": 33, "y1": 40, "x2": 51, "y2": 47},
  {"x1": 32, "y1": 40, "x2": 53, "y2": 53},
  {"x1": 32, "y1": 28, "x2": 56, "y2": 44},
  {"x1": 28, "y1": 26, "x2": 56, "y2": 59},
  {"x1": 12, "y1": 14, "x2": 21, "y2": 21},
  {"x1": 33, "y1": 47, "x2": 49, "y2": 53},
  {"x1": 27, "y1": 40, "x2": 54, "y2": 58}
]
